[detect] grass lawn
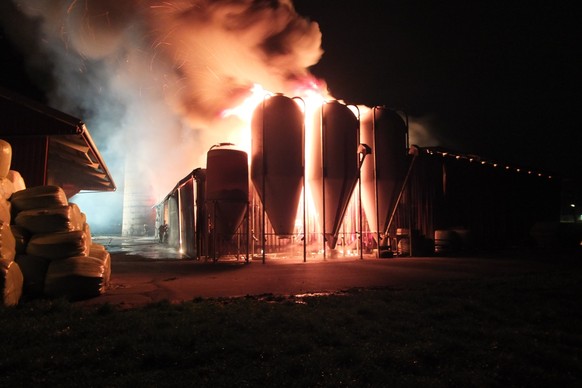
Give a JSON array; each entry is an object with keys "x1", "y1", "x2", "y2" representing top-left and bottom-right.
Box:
[{"x1": 1, "y1": 262, "x2": 581, "y2": 387}]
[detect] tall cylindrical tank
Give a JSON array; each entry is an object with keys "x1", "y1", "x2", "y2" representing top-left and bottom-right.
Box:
[
  {"x1": 251, "y1": 94, "x2": 303, "y2": 236},
  {"x1": 206, "y1": 145, "x2": 249, "y2": 240},
  {"x1": 309, "y1": 101, "x2": 359, "y2": 249},
  {"x1": 361, "y1": 107, "x2": 408, "y2": 243},
  {"x1": 122, "y1": 158, "x2": 155, "y2": 237}
]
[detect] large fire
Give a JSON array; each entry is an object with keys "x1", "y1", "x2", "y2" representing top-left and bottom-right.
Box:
[
  {"x1": 216, "y1": 77, "x2": 375, "y2": 256},
  {"x1": 3, "y1": 0, "x2": 325, "y2": 199},
  {"x1": 220, "y1": 77, "x2": 330, "y2": 154},
  {"x1": 2, "y1": 0, "x2": 407, "y2": 246}
]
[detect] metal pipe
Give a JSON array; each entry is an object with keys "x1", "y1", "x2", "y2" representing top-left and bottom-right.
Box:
[
  {"x1": 372, "y1": 107, "x2": 380, "y2": 258},
  {"x1": 293, "y1": 96, "x2": 307, "y2": 263},
  {"x1": 383, "y1": 145, "x2": 420, "y2": 248},
  {"x1": 178, "y1": 186, "x2": 183, "y2": 257},
  {"x1": 261, "y1": 97, "x2": 266, "y2": 264},
  {"x1": 357, "y1": 143, "x2": 371, "y2": 258},
  {"x1": 321, "y1": 103, "x2": 327, "y2": 259},
  {"x1": 351, "y1": 105, "x2": 363, "y2": 260}
]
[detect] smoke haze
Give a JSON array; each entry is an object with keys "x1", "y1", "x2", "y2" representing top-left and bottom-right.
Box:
[{"x1": 2, "y1": 0, "x2": 323, "y2": 230}]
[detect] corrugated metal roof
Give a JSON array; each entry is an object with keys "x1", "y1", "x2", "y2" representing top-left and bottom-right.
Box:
[{"x1": 0, "y1": 86, "x2": 116, "y2": 193}]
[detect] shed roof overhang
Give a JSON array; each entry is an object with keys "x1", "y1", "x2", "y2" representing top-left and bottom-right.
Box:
[{"x1": 0, "y1": 87, "x2": 116, "y2": 193}]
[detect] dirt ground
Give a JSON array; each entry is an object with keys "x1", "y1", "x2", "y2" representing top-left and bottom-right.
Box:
[{"x1": 74, "y1": 236, "x2": 564, "y2": 309}]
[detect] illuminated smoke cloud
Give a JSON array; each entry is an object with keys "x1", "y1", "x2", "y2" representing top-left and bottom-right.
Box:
[
  {"x1": 408, "y1": 115, "x2": 448, "y2": 148},
  {"x1": 3, "y1": 0, "x2": 323, "y2": 202}
]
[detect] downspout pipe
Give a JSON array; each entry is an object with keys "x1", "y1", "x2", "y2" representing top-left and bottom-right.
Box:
[{"x1": 383, "y1": 145, "x2": 421, "y2": 250}]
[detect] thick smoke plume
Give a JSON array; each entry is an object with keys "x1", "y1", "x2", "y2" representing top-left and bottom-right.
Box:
[
  {"x1": 2, "y1": 0, "x2": 323, "y2": 231},
  {"x1": 3, "y1": 0, "x2": 322, "y2": 194}
]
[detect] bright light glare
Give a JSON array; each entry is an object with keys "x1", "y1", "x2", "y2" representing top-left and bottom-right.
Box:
[
  {"x1": 221, "y1": 84, "x2": 272, "y2": 123},
  {"x1": 216, "y1": 79, "x2": 360, "y2": 245}
]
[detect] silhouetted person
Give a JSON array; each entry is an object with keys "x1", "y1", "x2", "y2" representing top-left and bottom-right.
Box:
[{"x1": 159, "y1": 222, "x2": 168, "y2": 243}]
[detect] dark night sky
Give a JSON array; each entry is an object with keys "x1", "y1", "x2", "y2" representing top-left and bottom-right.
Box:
[
  {"x1": 293, "y1": 1, "x2": 581, "y2": 180},
  {"x1": 1, "y1": 1, "x2": 580, "y2": 181}
]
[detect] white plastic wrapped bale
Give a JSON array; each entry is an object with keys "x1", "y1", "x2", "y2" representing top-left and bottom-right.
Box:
[
  {"x1": 89, "y1": 244, "x2": 111, "y2": 287},
  {"x1": 83, "y1": 222, "x2": 93, "y2": 250},
  {"x1": 0, "y1": 139, "x2": 12, "y2": 179},
  {"x1": 10, "y1": 225, "x2": 30, "y2": 255},
  {"x1": 15, "y1": 203, "x2": 84, "y2": 235},
  {"x1": 0, "y1": 259, "x2": 23, "y2": 306},
  {"x1": 6, "y1": 170, "x2": 26, "y2": 193},
  {"x1": 0, "y1": 177, "x2": 14, "y2": 200},
  {"x1": 44, "y1": 256, "x2": 109, "y2": 300},
  {"x1": 14, "y1": 254, "x2": 50, "y2": 299},
  {"x1": 90, "y1": 243, "x2": 106, "y2": 252},
  {"x1": 0, "y1": 221, "x2": 16, "y2": 263},
  {"x1": 26, "y1": 230, "x2": 90, "y2": 260},
  {"x1": 0, "y1": 197, "x2": 11, "y2": 224},
  {"x1": 10, "y1": 185, "x2": 68, "y2": 213}
]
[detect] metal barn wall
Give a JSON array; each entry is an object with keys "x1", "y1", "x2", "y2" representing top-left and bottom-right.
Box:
[
  {"x1": 167, "y1": 195, "x2": 180, "y2": 248},
  {"x1": 178, "y1": 179, "x2": 196, "y2": 257},
  {"x1": 398, "y1": 150, "x2": 561, "y2": 253},
  {"x1": 389, "y1": 152, "x2": 439, "y2": 256},
  {"x1": 158, "y1": 147, "x2": 561, "y2": 259},
  {"x1": 156, "y1": 169, "x2": 206, "y2": 259}
]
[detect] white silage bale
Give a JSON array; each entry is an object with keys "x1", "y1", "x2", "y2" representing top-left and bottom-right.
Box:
[
  {"x1": 0, "y1": 198, "x2": 10, "y2": 224},
  {"x1": 0, "y1": 177, "x2": 14, "y2": 200},
  {"x1": 0, "y1": 139, "x2": 12, "y2": 179},
  {"x1": 26, "y1": 230, "x2": 90, "y2": 260},
  {"x1": 10, "y1": 225, "x2": 30, "y2": 255},
  {"x1": 83, "y1": 222, "x2": 92, "y2": 249},
  {"x1": 90, "y1": 243, "x2": 106, "y2": 251},
  {"x1": 6, "y1": 170, "x2": 26, "y2": 193},
  {"x1": 15, "y1": 203, "x2": 84, "y2": 235},
  {"x1": 10, "y1": 185, "x2": 68, "y2": 212},
  {"x1": 89, "y1": 244, "x2": 111, "y2": 286},
  {"x1": 45, "y1": 255, "x2": 108, "y2": 300},
  {"x1": 14, "y1": 254, "x2": 50, "y2": 299},
  {"x1": 0, "y1": 221, "x2": 16, "y2": 263},
  {"x1": 1, "y1": 260, "x2": 23, "y2": 307}
]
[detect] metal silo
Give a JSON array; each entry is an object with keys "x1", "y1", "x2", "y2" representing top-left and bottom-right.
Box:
[
  {"x1": 251, "y1": 94, "x2": 304, "y2": 237},
  {"x1": 206, "y1": 144, "x2": 249, "y2": 253},
  {"x1": 361, "y1": 107, "x2": 409, "y2": 253},
  {"x1": 309, "y1": 101, "x2": 360, "y2": 250}
]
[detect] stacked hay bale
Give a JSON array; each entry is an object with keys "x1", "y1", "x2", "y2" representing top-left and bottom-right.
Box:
[
  {"x1": 0, "y1": 139, "x2": 24, "y2": 306},
  {"x1": 0, "y1": 139, "x2": 111, "y2": 305}
]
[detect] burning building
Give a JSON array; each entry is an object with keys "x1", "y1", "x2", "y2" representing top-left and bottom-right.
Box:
[
  {"x1": 155, "y1": 94, "x2": 561, "y2": 261},
  {"x1": 0, "y1": 1, "x2": 565, "y2": 257}
]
